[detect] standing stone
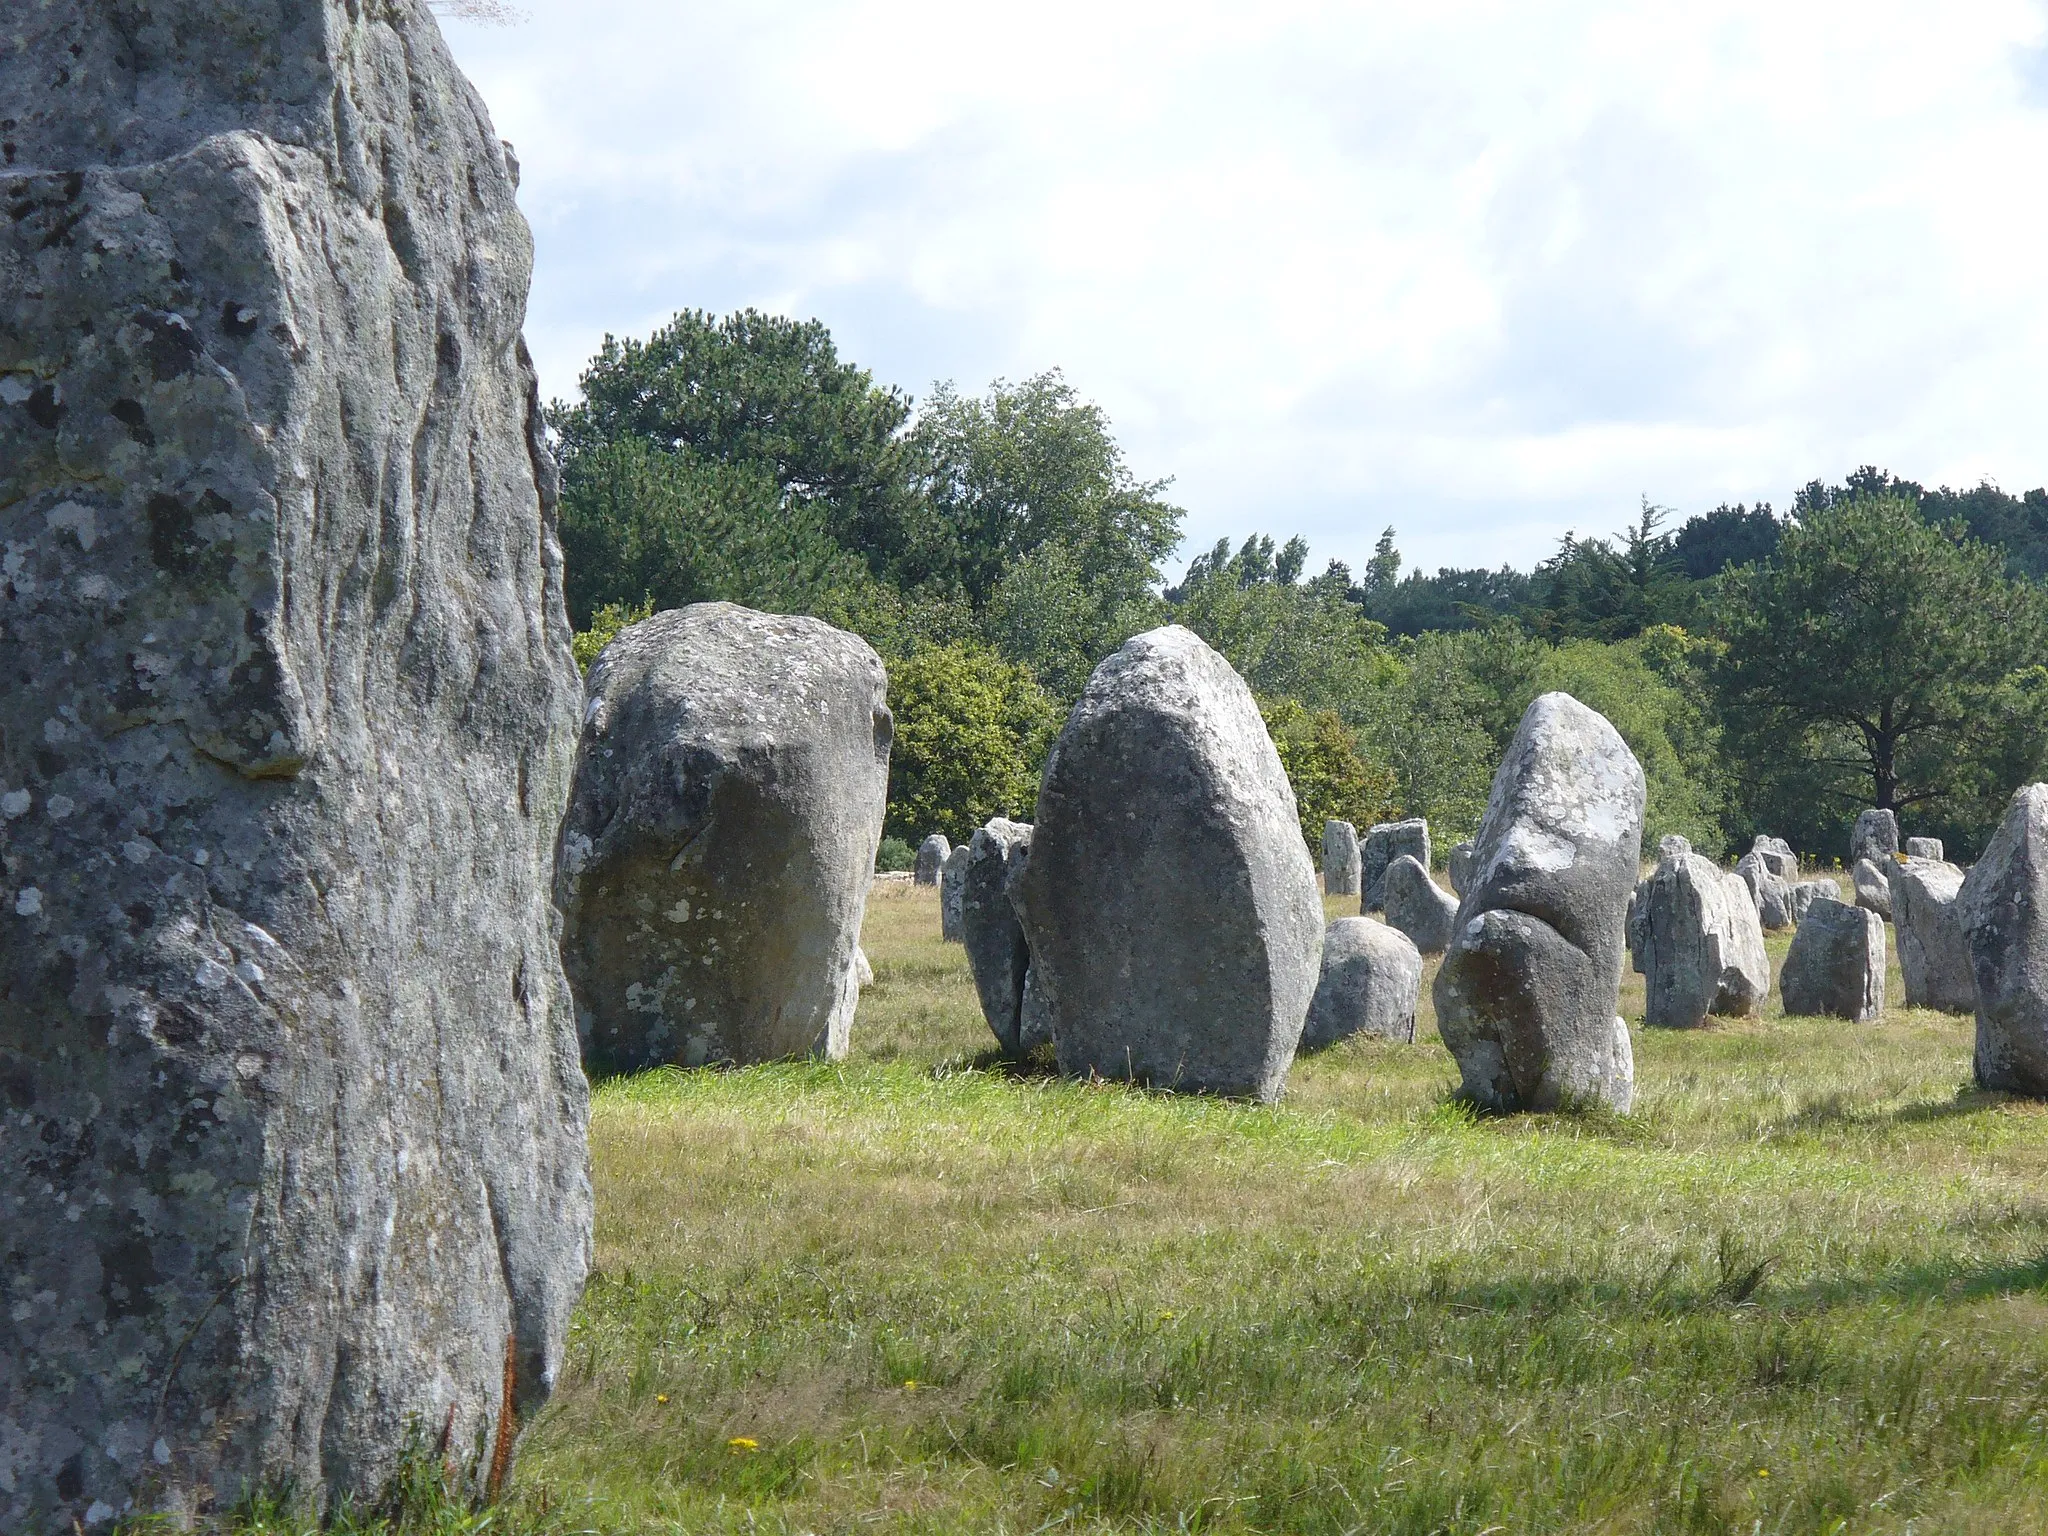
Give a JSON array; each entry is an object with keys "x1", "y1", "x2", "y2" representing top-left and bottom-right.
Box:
[
  {"x1": 1790, "y1": 877, "x2": 1842, "y2": 924},
  {"x1": 1383, "y1": 854, "x2": 1459, "y2": 954},
  {"x1": 1361, "y1": 818, "x2": 1431, "y2": 911},
  {"x1": 1636, "y1": 843, "x2": 1770, "y2": 1028},
  {"x1": 1448, "y1": 839, "x2": 1477, "y2": 897},
  {"x1": 1852, "y1": 808, "x2": 1900, "y2": 866},
  {"x1": 853, "y1": 946, "x2": 876, "y2": 989},
  {"x1": 1852, "y1": 858, "x2": 1895, "y2": 922},
  {"x1": 1303, "y1": 917, "x2": 1421, "y2": 1048},
  {"x1": 1779, "y1": 897, "x2": 1885, "y2": 1020},
  {"x1": 0, "y1": 4, "x2": 591, "y2": 1523},
  {"x1": 1434, "y1": 694, "x2": 1645, "y2": 1113},
  {"x1": 914, "y1": 832, "x2": 951, "y2": 886},
  {"x1": 559, "y1": 605, "x2": 891, "y2": 1072},
  {"x1": 1735, "y1": 850, "x2": 1796, "y2": 931},
  {"x1": 1012, "y1": 627, "x2": 1322, "y2": 1101},
  {"x1": 961, "y1": 818, "x2": 1035, "y2": 1055},
  {"x1": 1906, "y1": 836, "x2": 1944, "y2": 860},
  {"x1": 1958, "y1": 784, "x2": 2048, "y2": 1095},
  {"x1": 1751, "y1": 835, "x2": 1798, "y2": 880},
  {"x1": 1889, "y1": 859, "x2": 1973, "y2": 1013},
  {"x1": 939, "y1": 844, "x2": 971, "y2": 942},
  {"x1": 1323, "y1": 819, "x2": 1362, "y2": 897}
]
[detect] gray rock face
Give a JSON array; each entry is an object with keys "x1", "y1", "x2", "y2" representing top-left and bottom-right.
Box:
[
  {"x1": 1889, "y1": 859, "x2": 1973, "y2": 1013},
  {"x1": 1906, "y1": 836, "x2": 1944, "y2": 860},
  {"x1": 939, "y1": 844, "x2": 971, "y2": 942},
  {"x1": 1958, "y1": 784, "x2": 2048, "y2": 1095},
  {"x1": 1362, "y1": 818, "x2": 1431, "y2": 910},
  {"x1": 559, "y1": 605, "x2": 891, "y2": 1072},
  {"x1": 1323, "y1": 818, "x2": 1362, "y2": 897},
  {"x1": 1433, "y1": 693, "x2": 1645, "y2": 1113},
  {"x1": 1637, "y1": 846, "x2": 1769, "y2": 1028},
  {"x1": 1012, "y1": 626, "x2": 1322, "y2": 1101},
  {"x1": 853, "y1": 946, "x2": 875, "y2": 989},
  {"x1": 914, "y1": 833, "x2": 951, "y2": 886},
  {"x1": 1853, "y1": 808, "x2": 1900, "y2": 866},
  {"x1": 961, "y1": 818, "x2": 1035, "y2": 1055},
  {"x1": 1382, "y1": 854, "x2": 1459, "y2": 954},
  {"x1": 1448, "y1": 840, "x2": 1476, "y2": 897},
  {"x1": 1751, "y1": 835, "x2": 1798, "y2": 880},
  {"x1": 1791, "y1": 877, "x2": 1841, "y2": 924},
  {"x1": 1852, "y1": 857, "x2": 1895, "y2": 922},
  {"x1": 1303, "y1": 917, "x2": 1421, "y2": 1048},
  {"x1": 1735, "y1": 850, "x2": 1795, "y2": 930},
  {"x1": 0, "y1": 4, "x2": 592, "y2": 1524},
  {"x1": 1779, "y1": 897, "x2": 1885, "y2": 1019}
]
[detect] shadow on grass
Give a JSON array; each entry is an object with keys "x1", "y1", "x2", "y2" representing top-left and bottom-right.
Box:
[{"x1": 1764, "y1": 1084, "x2": 2011, "y2": 1138}]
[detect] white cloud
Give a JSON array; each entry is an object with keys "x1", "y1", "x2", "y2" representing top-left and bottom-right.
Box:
[{"x1": 440, "y1": 0, "x2": 2048, "y2": 577}]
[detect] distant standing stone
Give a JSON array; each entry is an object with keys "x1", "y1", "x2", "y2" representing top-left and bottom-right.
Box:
[
  {"x1": 854, "y1": 947, "x2": 876, "y2": 989},
  {"x1": 915, "y1": 833, "x2": 952, "y2": 886},
  {"x1": 1852, "y1": 858, "x2": 1895, "y2": 922},
  {"x1": 1324, "y1": 819, "x2": 1363, "y2": 897},
  {"x1": 961, "y1": 818, "x2": 1035, "y2": 1055},
  {"x1": 940, "y1": 844, "x2": 971, "y2": 942},
  {"x1": 1433, "y1": 693, "x2": 1645, "y2": 1113},
  {"x1": 1637, "y1": 841, "x2": 1770, "y2": 1028},
  {"x1": 1303, "y1": 918, "x2": 1422, "y2": 1047},
  {"x1": 1383, "y1": 854, "x2": 1460, "y2": 954},
  {"x1": 1906, "y1": 836, "x2": 1944, "y2": 860},
  {"x1": 1779, "y1": 897, "x2": 1885, "y2": 1020},
  {"x1": 1013, "y1": 626, "x2": 1323, "y2": 1101},
  {"x1": 1853, "y1": 809, "x2": 1901, "y2": 867},
  {"x1": 1790, "y1": 877, "x2": 1842, "y2": 924},
  {"x1": 1449, "y1": 840, "x2": 1477, "y2": 897},
  {"x1": 1736, "y1": 850, "x2": 1796, "y2": 931},
  {"x1": 1958, "y1": 784, "x2": 2048, "y2": 1095},
  {"x1": 559, "y1": 604, "x2": 892, "y2": 1071},
  {"x1": 1751, "y1": 835, "x2": 1798, "y2": 880},
  {"x1": 1889, "y1": 859, "x2": 1973, "y2": 1013},
  {"x1": 1362, "y1": 818, "x2": 1431, "y2": 910}
]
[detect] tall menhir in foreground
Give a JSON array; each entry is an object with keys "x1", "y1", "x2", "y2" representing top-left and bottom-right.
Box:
[
  {"x1": 0, "y1": 2, "x2": 591, "y2": 1527},
  {"x1": 1959, "y1": 784, "x2": 2048, "y2": 1096},
  {"x1": 1435, "y1": 693, "x2": 1645, "y2": 1112}
]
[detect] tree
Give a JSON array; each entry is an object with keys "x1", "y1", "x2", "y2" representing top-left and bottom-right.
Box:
[
  {"x1": 1261, "y1": 699, "x2": 1399, "y2": 851},
  {"x1": 884, "y1": 644, "x2": 1061, "y2": 844},
  {"x1": 1715, "y1": 491, "x2": 2045, "y2": 833},
  {"x1": 1528, "y1": 499, "x2": 1690, "y2": 640},
  {"x1": 1672, "y1": 502, "x2": 1780, "y2": 580}
]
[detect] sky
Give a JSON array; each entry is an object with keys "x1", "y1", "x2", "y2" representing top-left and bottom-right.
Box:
[{"x1": 438, "y1": 1, "x2": 2048, "y2": 580}]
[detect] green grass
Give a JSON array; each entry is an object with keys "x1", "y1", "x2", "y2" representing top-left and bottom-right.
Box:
[{"x1": 227, "y1": 883, "x2": 2048, "y2": 1533}]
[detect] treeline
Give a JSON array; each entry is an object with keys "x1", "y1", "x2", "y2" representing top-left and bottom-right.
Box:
[{"x1": 554, "y1": 310, "x2": 2048, "y2": 865}]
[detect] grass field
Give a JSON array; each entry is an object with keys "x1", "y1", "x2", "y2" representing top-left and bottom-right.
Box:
[{"x1": 227, "y1": 879, "x2": 2048, "y2": 1535}]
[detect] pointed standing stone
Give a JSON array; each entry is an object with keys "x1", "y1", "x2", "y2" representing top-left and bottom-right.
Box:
[{"x1": 1382, "y1": 854, "x2": 1459, "y2": 954}]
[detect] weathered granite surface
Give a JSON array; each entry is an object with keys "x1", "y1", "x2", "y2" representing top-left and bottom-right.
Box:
[
  {"x1": 960, "y1": 817, "x2": 1035, "y2": 1056},
  {"x1": 1958, "y1": 784, "x2": 2048, "y2": 1095},
  {"x1": 1013, "y1": 626, "x2": 1321, "y2": 1101},
  {"x1": 1302, "y1": 917, "x2": 1420, "y2": 1048},
  {"x1": 939, "y1": 843, "x2": 970, "y2": 942},
  {"x1": 1735, "y1": 849, "x2": 1795, "y2": 931},
  {"x1": 1852, "y1": 857, "x2": 1895, "y2": 922},
  {"x1": 1636, "y1": 843, "x2": 1769, "y2": 1028},
  {"x1": 1361, "y1": 818, "x2": 1430, "y2": 911},
  {"x1": 914, "y1": 833, "x2": 950, "y2": 886},
  {"x1": 1852, "y1": 809, "x2": 1899, "y2": 867},
  {"x1": 0, "y1": 2, "x2": 591, "y2": 1525},
  {"x1": 1780, "y1": 897, "x2": 1886, "y2": 1020},
  {"x1": 558, "y1": 604, "x2": 891, "y2": 1072},
  {"x1": 1322, "y1": 819, "x2": 1361, "y2": 897},
  {"x1": 1433, "y1": 693, "x2": 1644, "y2": 1112},
  {"x1": 1889, "y1": 858, "x2": 1973, "y2": 1013},
  {"x1": 1382, "y1": 854, "x2": 1458, "y2": 955}
]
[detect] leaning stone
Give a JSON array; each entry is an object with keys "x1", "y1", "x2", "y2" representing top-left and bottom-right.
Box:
[
  {"x1": 914, "y1": 832, "x2": 951, "y2": 886},
  {"x1": 1383, "y1": 854, "x2": 1459, "y2": 954},
  {"x1": 1449, "y1": 839, "x2": 1477, "y2": 896},
  {"x1": 1852, "y1": 858, "x2": 1894, "y2": 922},
  {"x1": 1013, "y1": 626, "x2": 1323, "y2": 1101},
  {"x1": 853, "y1": 947, "x2": 876, "y2": 989},
  {"x1": 961, "y1": 818, "x2": 1035, "y2": 1055},
  {"x1": 1889, "y1": 859, "x2": 1973, "y2": 1013},
  {"x1": 1906, "y1": 836, "x2": 1944, "y2": 860},
  {"x1": 560, "y1": 605, "x2": 891, "y2": 1072},
  {"x1": 1323, "y1": 819, "x2": 1362, "y2": 896},
  {"x1": 1958, "y1": 784, "x2": 2048, "y2": 1095},
  {"x1": 1790, "y1": 877, "x2": 1841, "y2": 924},
  {"x1": 1852, "y1": 808, "x2": 1900, "y2": 866},
  {"x1": 1751, "y1": 834, "x2": 1798, "y2": 880},
  {"x1": 1303, "y1": 918, "x2": 1421, "y2": 1047},
  {"x1": 1433, "y1": 693, "x2": 1645, "y2": 1113},
  {"x1": 1735, "y1": 850, "x2": 1795, "y2": 930},
  {"x1": 1779, "y1": 897, "x2": 1885, "y2": 1019},
  {"x1": 0, "y1": 5, "x2": 591, "y2": 1521},
  {"x1": 1637, "y1": 845, "x2": 1769, "y2": 1028},
  {"x1": 940, "y1": 844, "x2": 971, "y2": 942},
  {"x1": 1362, "y1": 818, "x2": 1431, "y2": 910}
]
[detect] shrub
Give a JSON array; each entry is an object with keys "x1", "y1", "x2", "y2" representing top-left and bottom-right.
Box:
[{"x1": 885, "y1": 643, "x2": 1060, "y2": 844}]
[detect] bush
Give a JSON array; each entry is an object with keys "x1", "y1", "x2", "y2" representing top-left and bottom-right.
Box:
[
  {"x1": 1261, "y1": 698, "x2": 1400, "y2": 851},
  {"x1": 885, "y1": 643, "x2": 1061, "y2": 844},
  {"x1": 875, "y1": 836, "x2": 917, "y2": 873}
]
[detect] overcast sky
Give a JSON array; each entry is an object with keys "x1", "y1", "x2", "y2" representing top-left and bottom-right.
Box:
[{"x1": 439, "y1": 1, "x2": 2048, "y2": 579}]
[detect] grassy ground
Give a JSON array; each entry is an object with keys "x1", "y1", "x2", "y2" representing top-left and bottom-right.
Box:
[{"x1": 449, "y1": 879, "x2": 2048, "y2": 1535}]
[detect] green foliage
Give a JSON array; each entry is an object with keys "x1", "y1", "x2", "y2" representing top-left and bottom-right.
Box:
[
  {"x1": 884, "y1": 644, "x2": 1060, "y2": 844},
  {"x1": 1528, "y1": 499, "x2": 1694, "y2": 641},
  {"x1": 571, "y1": 598, "x2": 653, "y2": 672},
  {"x1": 875, "y1": 836, "x2": 917, "y2": 874},
  {"x1": 1356, "y1": 635, "x2": 1502, "y2": 844},
  {"x1": 1259, "y1": 698, "x2": 1400, "y2": 850},
  {"x1": 1716, "y1": 490, "x2": 2045, "y2": 854}
]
